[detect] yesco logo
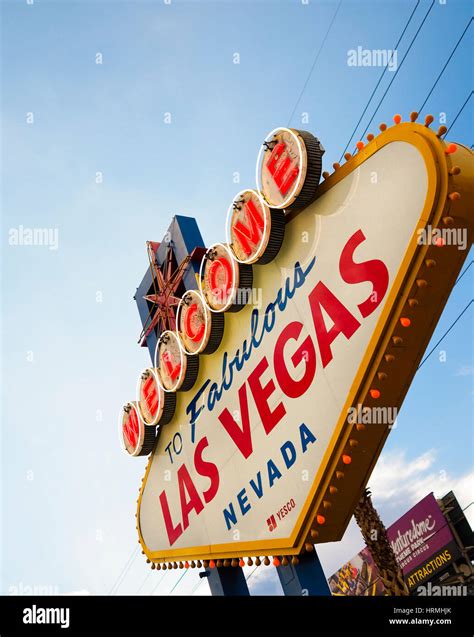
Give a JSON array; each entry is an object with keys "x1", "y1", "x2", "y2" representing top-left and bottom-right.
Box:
[
  {"x1": 267, "y1": 515, "x2": 277, "y2": 532},
  {"x1": 267, "y1": 499, "x2": 297, "y2": 532}
]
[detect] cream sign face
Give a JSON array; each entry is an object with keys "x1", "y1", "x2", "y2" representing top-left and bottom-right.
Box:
[
  {"x1": 139, "y1": 140, "x2": 424, "y2": 554},
  {"x1": 133, "y1": 122, "x2": 472, "y2": 562}
]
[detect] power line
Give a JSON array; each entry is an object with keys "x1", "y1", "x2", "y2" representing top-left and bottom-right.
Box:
[
  {"x1": 417, "y1": 300, "x2": 473, "y2": 369},
  {"x1": 455, "y1": 260, "x2": 473, "y2": 287},
  {"x1": 149, "y1": 570, "x2": 170, "y2": 596},
  {"x1": 287, "y1": 0, "x2": 343, "y2": 126},
  {"x1": 445, "y1": 91, "x2": 473, "y2": 136},
  {"x1": 190, "y1": 577, "x2": 206, "y2": 595},
  {"x1": 135, "y1": 571, "x2": 152, "y2": 595},
  {"x1": 339, "y1": 0, "x2": 420, "y2": 160},
  {"x1": 418, "y1": 19, "x2": 473, "y2": 114},
  {"x1": 357, "y1": 0, "x2": 436, "y2": 144},
  {"x1": 168, "y1": 569, "x2": 188, "y2": 595},
  {"x1": 108, "y1": 545, "x2": 140, "y2": 595}
]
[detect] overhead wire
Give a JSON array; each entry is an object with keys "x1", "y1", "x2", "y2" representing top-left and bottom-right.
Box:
[
  {"x1": 445, "y1": 91, "x2": 473, "y2": 136},
  {"x1": 338, "y1": 0, "x2": 420, "y2": 160},
  {"x1": 287, "y1": 0, "x2": 343, "y2": 126},
  {"x1": 418, "y1": 19, "x2": 473, "y2": 114},
  {"x1": 355, "y1": 0, "x2": 436, "y2": 146},
  {"x1": 108, "y1": 545, "x2": 140, "y2": 595},
  {"x1": 149, "y1": 569, "x2": 170, "y2": 596},
  {"x1": 167, "y1": 569, "x2": 189, "y2": 595},
  {"x1": 455, "y1": 260, "x2": 473, "y2": 287},
  {"x1": 418, "y1": 300, "x2": 473, "y2": 369}
]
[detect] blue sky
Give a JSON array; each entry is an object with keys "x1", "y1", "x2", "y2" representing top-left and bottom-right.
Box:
[{"x1": 1, "y1": 0, "x2": 472, "y2": 596}]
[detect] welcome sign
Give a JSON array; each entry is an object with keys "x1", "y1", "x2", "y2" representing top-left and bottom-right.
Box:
[{"x1": 121, "y1": 120, "x2": 473, "y2": 565}]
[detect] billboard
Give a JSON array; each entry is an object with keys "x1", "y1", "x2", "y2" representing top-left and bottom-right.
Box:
[
  {"x1": 330, "y1": 492, "x2": 460, "y2": 594},
  {"x1": 121, "y1": 119, "x2": 473, "y2": 565},
  {"x1": 388, "y1": 493, "x2": 460, "y2": 591},
  {"x1": 328, "y1": 547, "x2": 385, "y2": 596}
]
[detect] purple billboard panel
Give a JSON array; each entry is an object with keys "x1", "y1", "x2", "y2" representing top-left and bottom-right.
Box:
[
  {"x1": 329, "y1": 492, "x2": 460, "y2": 595},
  {"x1": 387, "y1": 492, "x2": 458, "y2": 589}
]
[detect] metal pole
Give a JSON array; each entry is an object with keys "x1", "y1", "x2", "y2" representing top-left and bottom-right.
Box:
[
  {"x1": 201, "y1": 566, "x2": 250, "y2": 596},
  {"x1": 276, "y1": 550, "x2": 331, "y2": 596}
]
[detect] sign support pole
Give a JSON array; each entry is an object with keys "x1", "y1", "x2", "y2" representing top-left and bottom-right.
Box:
[
  {"x1": 276, "y1": 550, "x2": 331, "y2": 596},
  {"x1": 202, "y1": 566, "x2": 250, "y2": 596}
]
